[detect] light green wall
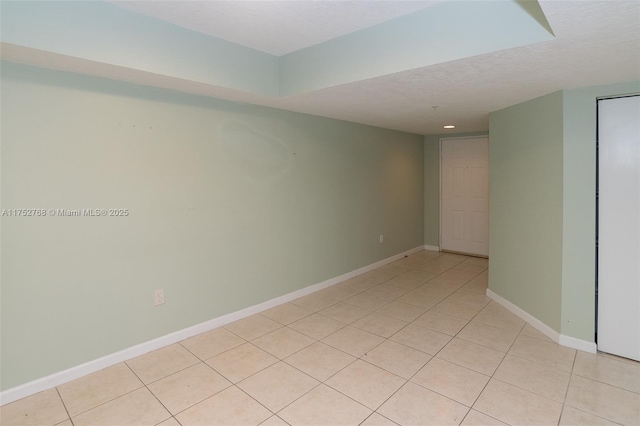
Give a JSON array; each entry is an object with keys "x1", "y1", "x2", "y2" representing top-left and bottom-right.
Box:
[
  {"x1": 561, "y1": 81, "x2": 640, "y2": 340},
  {"x1": 0, "y1": 62, "x2": 424, "y2": 391},
  {"x1": 488, "y1": 91, "x2": 564, "y2": 332},
  {"x1": 489, "y1": 82, "x2": 640, "y2": 342},
  {"x1": 423, "y1": 132, "x2": 489, "y2": 247}
]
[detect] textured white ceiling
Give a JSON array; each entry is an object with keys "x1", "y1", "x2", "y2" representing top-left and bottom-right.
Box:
[
  {"x1": 4, "y1": 1, "x2": 639, "y2": 134},
  {"x1": 110, "y1": 0, "x2": 440, "y2": 55}
]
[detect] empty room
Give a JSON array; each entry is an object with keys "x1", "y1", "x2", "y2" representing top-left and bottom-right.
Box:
[{"x1": 1, "y1": 1, "x2": 639, "y2": 425}]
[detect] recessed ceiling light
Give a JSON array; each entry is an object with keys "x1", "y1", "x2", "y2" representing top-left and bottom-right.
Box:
[{"x1": 443, "y1": 125, "x2": 456, "y2": 129}]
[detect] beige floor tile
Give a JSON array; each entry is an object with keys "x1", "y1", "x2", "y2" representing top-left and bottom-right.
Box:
[
  {"x1": 375, "y1": 301, "x2": 427, "y2": 322},
  {"x1": 412, "y1": 358, "x2": 489, "y2": 407},
  {"x1": 494, "y1": 354, "x2": 570, "y2": 402},
  {"x1": 460, "y1": 277, "x2": 488, "y2": 294},
  {"x1": 176, "y1": 386, "x2": 271, "y2": 426},
  {"x1": 420, "y1": 258, "x2": 460, "y2": 267},
  {"x1": 415, "y1": 263, "x2": 457, "y2": 275},
  {"x1": 509, "y1": 335, "x2": 576, "y2": 372},
  {"x1": 378, "y1": 382, "x2": 469, "y2": 426},
  {"x1": 452, "y1": 263, "x2": 487, "y2": 273},
  {"x1": 390, "y1": 323, "x2": 452, "y2": 355},
  {"x1": 378, "y1": 263, "x2": 412, "y2": 275},
  {"x1": 321, "y1": 326, "x2": 385, "y2": 357},
  {"x1": 206, "y1": 342, "x2": 278, "y2": 383},
  {"x1": 147, "y1": 363, "x2": 231, "y2": 414},
  {"x1": 319, "y1": 302, "x2": 370, "y2": 324},
  {"x1": 432, "y1": 299, "x2": 485, "y2": 320},
  {"x1": 559, "y1": 406, "x2": 619, "y2": 426},
  {"x1": 127, "y1": 343, "x2": 200, "y2": 384},
  {"x1": 387, "y1": 275, "x2": 429, "y2": 290},
  {"x1": 325, "y1": 360, "x2": 405, "y2": 410},
  {"x1": 472, "y1": 303, "x2": 525, "y2": 332},
  {"x1": 565, "y1": 375, "x2": 640, "y2": 425},
  {"x1": 444, "y1": 290, "x2": 491, "y2": 308},
  {"x1": 411, "y1": 249, "x2": 441, "y2": 259},
  {"x1": 72, "y1": 388, "x2": 170, "y2": 426},
  {"x1": 224, "y1": 314, "x2": 282, "y2": 341},
  {"x1": 457, "y1": 322, "x2": 518, "y2": 353},
  {"x1": 252, "y1": 327, "x2": 315, "y2": 359},
  {"x1": 392, "y1": 257, "x2": 422, "y2": 268},
  {"x1": 429, "y1": 274, "x2": 472, "y2": 288},
  {"x1": 285, "y1": 342, "x2": 355, "y2": 381},
  {"x1": 54, "y1": 420, "x2": 73, "y2": 426},
  {"x1": 288, "y1": 313, "x2": 345, "y2": 340},
  {"x1": 460, "y1": 410, "x2": 507, "y2": 426},
  {"x1": 395, "y1": 285, "x2": 449, "y2": 309},
  {"x1": 599, "y1": 351, "x2": 640, "y2": 366},
  {"x1": 362, "y1": 340, "x2": 431, "y2": 379},
  {"x1": 359, "y1": 277, "x2": 390, "y2": 290},
  {"x1": 519, "y1": 323, "x2": 555, "y2": 343},
  {"x1": 352, "y1": 313, "x2": 407, "y2": 338},
  {"x1": 157, "y1": 417, "x2": 181, "y2": 426},
  {"x1": 238, "y1": 362, "x2": 318, "y2": 412},
  {"x1": 0, "y1": 388, "x2": 69, "y2": 426},
  {"x1": 360, "y1": 412, "x2": 399, "y2": 426},
  {"x1": 437, "y1": 253, "x2": 470, "y2": 262},
  {"x1": 345, "y1": 293, "x2": 391, "y2": 311},
  {"x1": 365, "y1": 284, "x2": 410, "y2": 301},
  {"x1": 396, "y1": 270, "x2": 437, "y2": 284},
  {"x1": 355, "y1": 273, "x2": 389, "y2": 287},
  {"x1": 474, "y1": 379, "x2": 562, "y2": 426},
  {"x1": 432, "y1": 281, "x2": 471, "y2": 296},
  {"x1": 436, "y1": 338, "x2": 505, "y2": 376},
  {"x1": 260, "y1": 303, "x2": 313, "y2": 325},
  {"x1": 260, "y1": 415, "x2": 290, "y2": 426},
  {"x1": 290, "y1": 293, "x2": 338, "y2": 312},
  {"x1": 413, "y1": 310, "x2": 469, "y2": 336},
  {"x1": 317, "y1": 282, "x2": 363, "y2": 301},
  {"x1": 573, "y1": 351, "x2": 640, "y2": 393},
  {"x1": 426, "y1": 262, "x2": 465, "y2": 272},
  {"x1": 57, "y1": 363, "x2": 143, "y2": 417},
  {"x1": 278, "y1": 384, "x2": 371, "y2": 425},
  {"x1": 180, "y1": 327, "x2": 245, "y2": 360},
  {"x1": 462, "y1": 257, "x2": 489, "y2": 267}
]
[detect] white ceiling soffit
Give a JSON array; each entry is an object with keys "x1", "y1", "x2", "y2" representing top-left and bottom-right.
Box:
[
  {"x1": 1, "y1": 1, "x2": 639, "y2": 135},
  {"x1": 0, "y1": 0, "x2": 555, "y2": 97},
  {"x1": 110, "y1": 0, "x2": 442, "y2": 56}
]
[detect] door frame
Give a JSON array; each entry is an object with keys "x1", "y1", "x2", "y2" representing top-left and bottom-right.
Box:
[{"x1": 439, "y1": 135, "x2": 490, "y2": 256}]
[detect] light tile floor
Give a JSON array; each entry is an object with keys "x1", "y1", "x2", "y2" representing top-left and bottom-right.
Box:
[{"x1": 2, "y1": 251, "x2": 640, "y2": 426}]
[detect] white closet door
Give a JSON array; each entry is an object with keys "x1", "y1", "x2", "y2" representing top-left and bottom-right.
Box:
[
  {"x1": 598, "y1": 95, "x2": 640, "y2": 361},
  {"x1": 441, "y1": 137, "x2": 489, "y2": 256}
]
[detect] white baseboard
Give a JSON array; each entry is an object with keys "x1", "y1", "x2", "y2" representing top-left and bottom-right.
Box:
[
  {"x1": 0, "y1": 245, "x2": 425, "y2": 406},
  {"x1": 486, "y1": 289, "x2": 561, "y2": 342},
  {"x1": 423, "y1": 245, "x2": 440, "y2": 252},
  {"x1": 559, "y1": 335, "x2": 597, "y2": 353},
  {"x1": 486, "y1": 289, "x2": 596, "y2": 354}
]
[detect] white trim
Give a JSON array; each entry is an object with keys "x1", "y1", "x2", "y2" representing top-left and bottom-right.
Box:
[
  {"x1": 559, "y1": 335, "x2": 597, "y2": 354},
  {"x1": 486, "y1": 289, "x2": 560, "y2": 342},
  {"x1": 0, "y1": 245, "x2": 425, "y2": 406},
  {"x1": 486, "y1": 289, "x2": 596, "y2": 353},
  {"x1": 423, "y1": 245, "x2": 440, "y2": 252}
]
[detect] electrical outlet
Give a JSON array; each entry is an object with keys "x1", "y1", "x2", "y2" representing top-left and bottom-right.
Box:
[
  {"x1": 154, "y1": 289, "x2": 165, "y2": 306},
  {"x1": 379, "y1": 234, "x2": 384, "y2": 243}
]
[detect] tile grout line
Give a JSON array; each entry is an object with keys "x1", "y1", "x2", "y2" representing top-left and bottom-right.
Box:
[{"x1": 54, "y1": 387, "x2": 74, "y2": 426}]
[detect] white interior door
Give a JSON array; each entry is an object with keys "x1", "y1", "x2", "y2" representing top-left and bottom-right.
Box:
[
  {"x1": 440, "y1": 136, "x2": 489, "y2": 256},
  {"x1": 597, "y1": 95, "x2": 640, "y2": 361}
]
